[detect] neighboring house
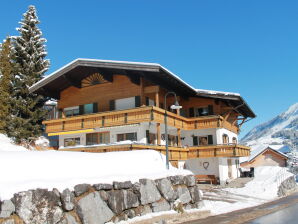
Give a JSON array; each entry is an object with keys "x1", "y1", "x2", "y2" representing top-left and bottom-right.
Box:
[
  {"x1": 29, "y1": 59, "x2": 256, "y2": 184},
  {"x1": 241, "y1": 145, "x2": 288, "y2": 168}
]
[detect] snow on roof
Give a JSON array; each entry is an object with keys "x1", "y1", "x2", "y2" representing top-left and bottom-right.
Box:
[
  {"x1": 45, "y1": 99, "x2": 57, "y2": 106},
  {"x1": 30, "y1": 58, "x2": 197, "y2": 94},
  {"x1": 196, "y1": 88, "x2": 240, "y2": 97}
]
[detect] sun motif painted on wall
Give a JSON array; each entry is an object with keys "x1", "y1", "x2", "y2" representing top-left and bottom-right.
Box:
[{"x1": 81, "y1": 73, "x2": 108, "y2": 87}]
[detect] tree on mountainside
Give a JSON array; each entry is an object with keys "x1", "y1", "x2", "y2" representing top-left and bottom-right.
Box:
[
  {"x1": 0, "y1": 37, "x2": 14, "y2": 134},
  {"x1": 10, "y1": 5, "x2": 50, "y2": 143}
]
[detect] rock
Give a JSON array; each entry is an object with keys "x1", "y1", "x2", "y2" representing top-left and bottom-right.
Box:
[
  {"x1": 112, "y1": 213, "x2": 128, "y2": 223},
  {"x1": 176, "y1": 186, "x2": 191, "y2": 204},
  {"x1": 168, "y1": 175, "x2": 185, "y2": 185},
  {"x1": 188, "y1": 186, "x2": 203, "y2": 203},
  {"x1": 1, "y1": 219, "x2": 15, "y2": 224},
  {"x1": 76, "y1": 191, "x2": 114, "y2": 224},
  {"x1": 184, "y1": 203, "x2": 192, "y2": 210},
  {"x1": 61, "y1": 189, "x2": 75, "y2": 211},
  {"x1": 125, "y1": 209, "x2": 136, "y2": 219},
  {"x1": 74, "y1": 184, "x2": 90, "y2": 197},
  {"x1": 193, "y1": 201, "x2": 205, "y2": 209},
  {"x1": 184, "y1": 175, "x2": 196, "y2": 187},
  {"x1": 59, "y1": 213, "x2": 79, "y2": 224},
  {"x1": 140, "y1": 205, "x2": 152, "y2": 216},
  {"x1": 139, "y1": 179, "x2": 161, "y2": 205},
  {"x1": 151, "y1": 199, "x2": 171, "y2": 212},
  {"x1": 13, "y1": 189, "x2": 63, "y2": 224},
  {"x1": 278, "y1": 176, "x2": 297, "y2": 197},
  {"x1": 99, "y1": 190, "x2": 109, "y2": 201},
  {"x1": 107, "y1": 190, "x2": 139, "y2": 214},
  {"x1": 0, "y1": 200, "x2": 15, "y2": 218},
  {"x1": 155, "y1": 178, "x2": 177, "y2": 202},
  {"x1": 93, "y1": 183, "x2": 113, "y2": 191},
  {"x1": 113, "y1": 181, "x2": 132, "y2": 190}
]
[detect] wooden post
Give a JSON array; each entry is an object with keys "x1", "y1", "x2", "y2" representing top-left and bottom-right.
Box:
[
  {"x1": 140, "y1": 77, "x2": 145, "y2": 106},
  {"x1": 177, "y1": 128, "x2": 181, "y2": 147},
  {"x1": 156, "y1": 123, "x2": 161, "y2": 145},
  {"x1": 155, "y1": 91, "x2": 159, "y2": 108}
]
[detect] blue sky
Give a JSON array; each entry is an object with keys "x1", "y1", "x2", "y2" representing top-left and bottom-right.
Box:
[{"x1": 0, "y1": 0, "x2": 297, "y2": 137}]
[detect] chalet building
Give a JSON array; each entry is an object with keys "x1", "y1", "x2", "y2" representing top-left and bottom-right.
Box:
[{"x1": 29, "y1": 59, "x2": 256, "y2": 184}]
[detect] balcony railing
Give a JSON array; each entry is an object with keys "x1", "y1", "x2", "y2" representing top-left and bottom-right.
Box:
[
  {"x1": 44, "y1": 106, "x2": 239, "y2": 134},
  {"x1": 60, "y1": 144, "x2": 250, "y2": 162}
]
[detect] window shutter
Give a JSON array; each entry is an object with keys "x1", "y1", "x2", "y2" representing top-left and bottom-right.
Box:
[
  {"x1": 189, "y1": 108, "x2": 195, "y2": 117},
  {"x1": 208, "y1": 105, "x2": 214, "y2": 115},
  {"x1": 145, "y1": 97, "x2": 149, "y2": 106},
  {"x1": 58, "y1": 109, "x2": 63, "y2": 118},
  {"x1": 192, "y1": 136, "x2": 198, "y2": 146},
  {"x1": 208, "y1": 135, "x2": 213, "y2": 145},
  {"x1": 79, "y1": 105, "x2": 84, "y2": 115},
  {"x1": 109, "y1": 100, "x2": 115, "y2": 111},
  {"x1": 93, "y1": 103, "x2": 98, "y2": 113},
  {"x1": 146, "y1": 130, "x2": 150, "y2": 144},
  {"x1": 135, "y1": 96, "x2": 141, "y2": 107}
]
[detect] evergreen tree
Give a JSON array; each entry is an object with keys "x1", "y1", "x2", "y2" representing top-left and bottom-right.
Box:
[
  {"x1": 11, "y1": 5, "x2": 50, "y2": 143},
  {"x1": 0, "y1": 37, "x2": 13, "y2": 134}
]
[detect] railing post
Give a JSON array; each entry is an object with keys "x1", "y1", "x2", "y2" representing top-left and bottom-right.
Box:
[
  {"x1": 150, "y1": 109, "x2": 154, "y2": 121},
  {"x1": 102, "y1": 116, "x2": 105, "y2": 127},
  {"x1": 233, "y1": 146, "x2": 236, "y2": 156},
  {"x1": 214, "y1": 148, "x2": 217, "y2": 157},
  {"x1": 124, "y1": 113, "x2": 128, "y2": 123}
]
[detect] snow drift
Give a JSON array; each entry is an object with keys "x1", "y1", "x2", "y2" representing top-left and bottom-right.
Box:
[{"x1": 0, "y1": 134, "x2": 191, "y2": 200}]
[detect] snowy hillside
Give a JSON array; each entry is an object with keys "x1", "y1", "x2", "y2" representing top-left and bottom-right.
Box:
[
  {"x1": 241, "y1": 103, "x2": 298, "y2": 150},
  {"x1": 0, "y1": 134, "x2": 191, "y2": 200}
]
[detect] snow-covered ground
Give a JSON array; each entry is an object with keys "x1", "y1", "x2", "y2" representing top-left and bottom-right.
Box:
[{"x1": 0, "y1": 134, "x2": 191, "y2": 200}]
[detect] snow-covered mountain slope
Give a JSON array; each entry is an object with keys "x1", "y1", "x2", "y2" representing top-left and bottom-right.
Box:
[{"x1": 241, "y1": 103, "x2": 298, "y2": 149}]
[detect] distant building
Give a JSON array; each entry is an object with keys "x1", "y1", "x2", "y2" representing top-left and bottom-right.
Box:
[
  {"x1": 30, "y1": 59, "x2": 256, "y2": 184},
  {"x1": 241, "y1": 145, "x2": 288, "y2": 168}
]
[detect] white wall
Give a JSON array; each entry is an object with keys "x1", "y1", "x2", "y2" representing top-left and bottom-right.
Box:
[
  {"x1": 216, "y1": 128, "x2": 238, "y2": 145},
  {"x1": 218, "y1": 157, "x2": 240, "y2": 184},
  {"x1": 185, "y1": 158, "x2": 220, "y2": 176}
]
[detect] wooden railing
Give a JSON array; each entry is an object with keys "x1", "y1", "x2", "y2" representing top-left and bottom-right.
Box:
[
  {"x1": 43, "y1": 106, "x2": 239, "y2": 134},
  {"x1": 60, "y1": 144, "x2": 250, "y2": 161}
]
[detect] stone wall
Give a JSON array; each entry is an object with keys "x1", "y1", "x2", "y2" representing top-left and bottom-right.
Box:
[
  {"x1": 0, "y1": 175, "x2": 203, "y2": 224},
  {"x1": 277, "y1": 175, "x2": 298, "y2": 197}
]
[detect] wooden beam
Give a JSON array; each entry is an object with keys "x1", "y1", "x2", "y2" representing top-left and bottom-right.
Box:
[
  {"x1": 156, "y1": 123, "x2": 161, "y2": 145},
  {"x1": 144, "y1": 85, "x2": 159, "y2": 94},
  {"x1": 155, "y1": 92, "x2": 159, "y2": 108}
]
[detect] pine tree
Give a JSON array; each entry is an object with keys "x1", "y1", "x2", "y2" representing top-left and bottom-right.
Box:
[
  {"x1": 0, "y1": 37, "x2": 13, "y2": 134},
  {"x1": 11, "y1": 5, "x2": 50, "y2": 143}
]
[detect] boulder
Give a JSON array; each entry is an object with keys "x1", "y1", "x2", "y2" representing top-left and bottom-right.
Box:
[
  {"x1": 151, "y1": 199, "x2": 171, "y2": 212},
  {"x1": 176, "y1": 186, "x2": 191, "y2": 204},
  {"x1": 61, "y1": 189, "x2": 75, "y2": 211},
  {"x1": 58, "y1": 213, "x2": 79, "y2": 224},
  {"x1": 140, "y1": 205, "x2": 152, "y2": 216},
  {"x1": 13, "y1": 189, "x2": 63, "y2": 224},
  {"x1": 76, "y1": 191, "x2": 114, "y2": 224},
  {"x1": 99, "y1": 190, "x2": 109, "y2": 201},
  {"x1": 139, "y1": 179, "x2": 161, "y2": 205},
  {"x1": 113, "y1": 181, "x2": 132, "y2": 190},
  {"x1": 107, "y1": 190, "x2": 139, "y2": 214},
  {"x1": 0, "y1": 200, "x2": 15, "y2": 218},
  {"x1": 168, "y1": 175, "x2": 185, "y2": 185},
  {"x1": 155, "y1": 178, "x2": 177, "y2": 202},
  {"x1": 184, "y1": 175, "x2": 196, "y2": 187},
  {"x1": 112, "y1": 213, "x2": 128, "y2": 223},
  {"x1": 125, "y1": 209, "x2": 136, "y2": 219},
  {"x1": 188, "y1": 186, "x2": 203, "y2": 203},
  {"x1": 93, "y1": 183, "x2": 113, "y2": 191},
  {"x1": 74, "y1": 184, "x2": 90, "y2": 197}
]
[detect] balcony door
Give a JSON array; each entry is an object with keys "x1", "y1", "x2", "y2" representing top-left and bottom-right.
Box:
[{"x1": 115, "y1": 97, "x2": 136, "y2": 110}]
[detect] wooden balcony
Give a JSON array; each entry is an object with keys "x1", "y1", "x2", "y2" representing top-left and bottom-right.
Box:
[
  {"x1": 59, "y1": 144, "x2": 250, "y2": 167},
  {"x1": 43, "y1": 106, "x2": 239, "y2": 134}
]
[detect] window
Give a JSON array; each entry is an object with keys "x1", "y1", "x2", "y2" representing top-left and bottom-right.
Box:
[
  {"x1": 232, "y1": 137, "x2": 237, "y2": 144},
  {"x1": 117, "y1": 132, "x2": 137, "y2": 142},
  {"x1": 161, "y1": 134, "x2": 178, "y2": 146},
  {"x1": 193, "y1": 135, "x2": 213, "y2": 146},
  {"x1": 222, "y1": 134, "x2": 229, "y2": 144},
  {"x1": 64, "y1": 106, "x2": 80, "y2": 117},
  {"x1": 64, "y1": 137, "x2": 80, "y2": 147},
  {"x1": 189, "y1": 105, "x2": 214, "y2": 117},
  {"x1": 84, "y1": 103, "x2": 94, "y2": 114},
  {"x1": 86, "y1": 132, "x2": 110, "y2": 145}
]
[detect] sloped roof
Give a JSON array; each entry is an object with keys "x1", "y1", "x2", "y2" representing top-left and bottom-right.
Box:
[
  {"x1": 29, "y1": 58, "x2": 256, "y2": 117},
  {"x1": 243, "y1": 145, "x2": 288, "y2": 163}
]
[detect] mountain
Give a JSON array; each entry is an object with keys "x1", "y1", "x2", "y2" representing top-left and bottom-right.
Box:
[{"x1": 241, "y1": 103, "x2": 298, "y2": 151}]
